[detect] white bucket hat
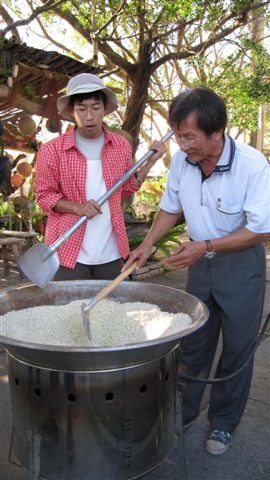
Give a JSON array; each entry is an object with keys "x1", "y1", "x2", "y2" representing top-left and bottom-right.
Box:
[{"x1": 57, "y1": 73, "x2": 118, "y2": 122}]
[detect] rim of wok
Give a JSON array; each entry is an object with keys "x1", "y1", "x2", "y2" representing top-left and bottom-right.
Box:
[{"x1": 0, "y1": 281, "x2": 209, "y2": 353}]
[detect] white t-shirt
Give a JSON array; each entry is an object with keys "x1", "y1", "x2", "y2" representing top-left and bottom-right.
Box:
[
  {"x1": 160, "y1": 134, "x2": 270, "y2": 240},
  {"x1": 75, "y1": 131, "x2": 120, "y2": 264}
]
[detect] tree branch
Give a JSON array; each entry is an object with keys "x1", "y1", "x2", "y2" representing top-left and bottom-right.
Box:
[
  {"x1": 98, "y1": 41, "x2": 136, "y2": 76},
  {"x1": 0, "y1": 5, "x2": 21, "y2": 40},
  {"x1": 50, "y1": 3, "x2": 136, "y2": 76},
  {"x1": 94, "y1": 0, "x2": 128, "y2": 37},
  {"x1": 150, "y1": 11, "x2": 259, "y2": 74},
  {"x1": 25, "y1": 0, "x2": 83, "y2": 60},
  {"x1": 1, "y1": 0, "x2": 67, "y2": 36}
]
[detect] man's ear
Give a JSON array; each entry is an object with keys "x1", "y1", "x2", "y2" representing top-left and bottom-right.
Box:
[{"x1": 213, "y1": 130, "x2": 223, "y2": 141}]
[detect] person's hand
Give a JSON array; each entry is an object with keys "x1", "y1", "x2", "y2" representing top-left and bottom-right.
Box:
[
  {"x1": 149, "y1": 140, "x2": 166, "y2": 164},
  {"x1": 77, "y1": 199, "x2": 102, "y2": 219},
  {"x1": 164, "y1": 241, "x2": 206, "y2": 269},
  {"x1": 122, "y1": 243, "x2": 153, "y2": 272}
]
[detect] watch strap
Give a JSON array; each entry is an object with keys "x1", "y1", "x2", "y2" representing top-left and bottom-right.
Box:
[{"x1": 205, "y1": 239, "x2": 214, "y2": 253}]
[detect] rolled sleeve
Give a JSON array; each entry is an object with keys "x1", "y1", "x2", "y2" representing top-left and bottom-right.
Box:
[{"x1": 121, "y1": 175, "x2": 139, "y2": 198}]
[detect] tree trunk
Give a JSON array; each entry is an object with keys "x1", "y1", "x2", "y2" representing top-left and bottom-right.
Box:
[
  {"x1": 122, "y1": 65, "x2": 152, "y2": 152},
  {"x1": 250, "y1": 8, "x2": 265, "y2": 149}
]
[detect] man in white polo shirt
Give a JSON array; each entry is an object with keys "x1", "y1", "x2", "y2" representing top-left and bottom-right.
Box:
[{"x1": 123, "y1": 87, "x2": 270, "y2": 455}]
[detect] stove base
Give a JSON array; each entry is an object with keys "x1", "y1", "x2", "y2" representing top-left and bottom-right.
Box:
[{"x1": 8, "y1": 350, "x2": 184, "y2": 480}]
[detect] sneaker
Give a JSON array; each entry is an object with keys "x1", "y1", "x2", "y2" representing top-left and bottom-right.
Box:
[{"x1": 206, "y1": 430, "x2": 232, "y2": 455}]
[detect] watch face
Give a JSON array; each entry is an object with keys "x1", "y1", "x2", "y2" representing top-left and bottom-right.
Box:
[{"x1": 204, "y1": 251, "x2": 216, "y2": 259}]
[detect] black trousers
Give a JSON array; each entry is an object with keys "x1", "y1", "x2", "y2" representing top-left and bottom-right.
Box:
[
  {"x1": 54, "y1": 258, "x2": 124, "y2": 281},
  {"x1": 178, "y1": 244, "x2": 266, "y2": 433}
]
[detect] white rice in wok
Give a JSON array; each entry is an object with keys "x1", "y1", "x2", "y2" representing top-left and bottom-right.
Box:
[{"x1": 0, "y1": 299, "x2": 192, "y2": 347}]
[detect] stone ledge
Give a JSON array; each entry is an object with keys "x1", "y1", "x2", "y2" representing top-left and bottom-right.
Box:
[{"x1": 130, "y1": 261, "x2": 165, "y2": 280}]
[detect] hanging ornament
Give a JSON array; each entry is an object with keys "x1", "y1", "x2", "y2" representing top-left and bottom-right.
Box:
[
  {"x1": 18, "y1": 116, "x2": 36, "y2": 136},
  {"x1": 0, "y1": 84, "x2": 10, "y2": 97},
  {"x1": 13, "y1": 153, "x2": 27, "y2": 168},
  {"x1": 17, "y1": 161, "x2": 33, "y2": 178},
  {"x1": 10, "y1": 173, "x2": 24, "y2": 189}
]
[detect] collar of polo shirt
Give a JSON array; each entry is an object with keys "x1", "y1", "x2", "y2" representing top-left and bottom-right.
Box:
[{"x1": 185, "y1": 134, "x2": 235, "y2": 174}]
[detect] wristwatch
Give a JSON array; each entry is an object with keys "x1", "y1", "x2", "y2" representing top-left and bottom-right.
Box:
[{"x1": 204, "y1": 240, "x2": 216, "y2": 259}]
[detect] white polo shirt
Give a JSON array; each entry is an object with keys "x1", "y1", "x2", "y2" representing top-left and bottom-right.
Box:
[{"x1": 160, "y1": 134, "x2": 270, "y2": 240}]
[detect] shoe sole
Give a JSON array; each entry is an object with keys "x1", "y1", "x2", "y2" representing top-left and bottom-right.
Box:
[{"x1": 206, "y1": 440, "x2": 232, "y2": 456}]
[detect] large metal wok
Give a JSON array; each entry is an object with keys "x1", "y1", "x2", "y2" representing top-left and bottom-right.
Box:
[
  {"x1": 0, "y1": 281, "x2": 208, "y2": 371},
  {"x1": 1, "y1": 281, "x2": 208, "y2": 480}
]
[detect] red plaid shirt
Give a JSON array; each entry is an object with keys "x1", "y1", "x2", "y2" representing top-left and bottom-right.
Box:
[{"x1": 35, "y1": 127, "x2": 139, "y2": 268}]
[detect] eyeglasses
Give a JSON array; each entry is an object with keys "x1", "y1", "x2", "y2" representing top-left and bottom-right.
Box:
[{"x1": 174, "y1": 132, "x2": 205, "y2": 148}]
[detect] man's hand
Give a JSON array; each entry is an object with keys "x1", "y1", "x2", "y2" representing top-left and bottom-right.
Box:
[
  {"x1": 165, "y1": 241, "x2": 206, "y2": 269},
  {"x1": 149, "y1": 140, "x2": 166, "y2": 164},
  {"x1": 122, "y1": 243, "x2": 154, "y2": 272},
  {"x1": 77, "y1": 199, "x2": 102, "y2": 219},
  {"x1": 134, "y1": 140, "x2": 166, "y2": 186}
]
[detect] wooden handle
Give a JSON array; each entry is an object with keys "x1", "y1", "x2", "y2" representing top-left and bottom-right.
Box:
[{"x1": 95, "y1": 261, "x2": 138, "y2": 302}]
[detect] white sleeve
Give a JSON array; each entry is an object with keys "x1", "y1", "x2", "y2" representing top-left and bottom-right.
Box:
[
  {"x1": 160, "y1": 152, "x2": 183, "y2": 214},
  {"x1": 244, "y1": 158, "x2": 270, "y2": 233}
]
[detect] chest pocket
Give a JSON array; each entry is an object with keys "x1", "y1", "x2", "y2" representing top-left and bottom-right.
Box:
[{"x1": 215, "y1": 200, "x2": 245, "y2": 233}]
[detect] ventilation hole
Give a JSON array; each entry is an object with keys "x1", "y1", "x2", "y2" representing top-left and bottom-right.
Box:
[
  {"x1": 105, "y1": 392, "x2": 114, "y2": 402},
  {"x1": 67, "y1": 394, "x2": 76, "y2": 402},
  {"x1": 14, "y1": 377, "x2": 20, "y2": 386},
  {"x1": 34, "y1": 388, "x2": 41, "y2": 397},
  {"x1": 165, "y1": 372, "x2": 169, "y2": 381},
  {"x1": 139, "y1": 384, "x2": 147, "y2": 393}
]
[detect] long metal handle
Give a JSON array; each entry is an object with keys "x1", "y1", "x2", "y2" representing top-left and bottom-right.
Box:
[{"x1": 43, "y1": 130, "x2": 173, "y2": 260}]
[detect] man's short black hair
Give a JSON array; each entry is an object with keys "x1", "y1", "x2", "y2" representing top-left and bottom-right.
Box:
[
  {"x1": 69, "y1": 91, "x2": 107, "y2": 107},
  {"x1": 169, "y1": 87, "x2": 227, "y2": 135}
]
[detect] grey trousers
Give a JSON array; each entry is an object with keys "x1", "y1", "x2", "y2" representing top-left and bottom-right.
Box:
[{"x1": 178, "y1": 244, "x2": 266, "y2": 433}]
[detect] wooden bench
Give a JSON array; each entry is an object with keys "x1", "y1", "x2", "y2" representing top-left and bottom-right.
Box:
[
  {"x1": 0, "y1": 237, "x2": 26, "y2": 277},
  {"x1": 0, "y1": 229, "x2": 38, "y2": 247}
]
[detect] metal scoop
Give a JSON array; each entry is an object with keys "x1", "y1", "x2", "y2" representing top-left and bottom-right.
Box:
[
  {"x1": 17, "y1": 131, "x2": 173, "y2": 288},
  {"x1": 81, "y1": 260, "x2": 138, "y2": 340}
]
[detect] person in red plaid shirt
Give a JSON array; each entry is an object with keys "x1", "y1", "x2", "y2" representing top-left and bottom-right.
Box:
[{"x1": 35, "y1": 73, "x2": 165, "y2": 280}]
